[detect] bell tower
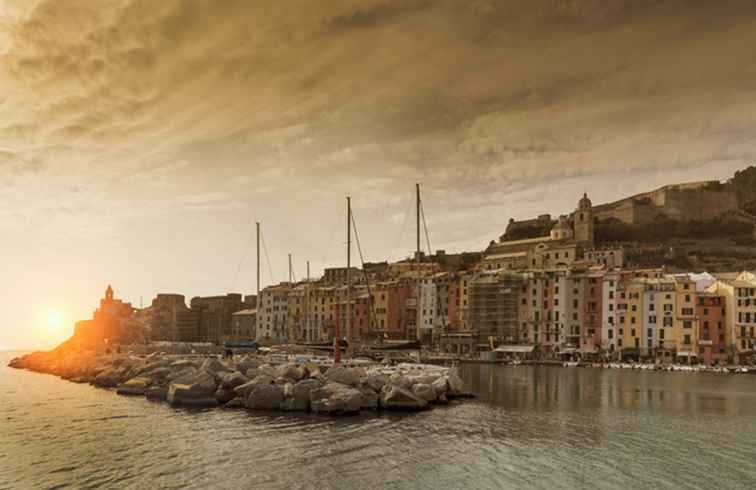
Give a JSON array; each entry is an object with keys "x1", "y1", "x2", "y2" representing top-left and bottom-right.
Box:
[
  {"x1": 574, "y1": 193, "x2": 594, "y2": 245},
  {"x1": 105, "y1": 284, "x2": 114, "y2": 301}
]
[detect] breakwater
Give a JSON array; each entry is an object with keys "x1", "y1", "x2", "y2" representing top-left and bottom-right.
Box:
[{"x1": 8, "y1": 349, "x2": 472, "y2": 415}]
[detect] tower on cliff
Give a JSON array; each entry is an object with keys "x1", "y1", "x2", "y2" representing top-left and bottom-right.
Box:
[{"x1": 574, "y1": 193, "x2": 594, "y2": 245}]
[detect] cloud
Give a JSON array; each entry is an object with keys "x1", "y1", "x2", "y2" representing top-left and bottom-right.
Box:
[{"x1": 2, "y1": 0, "x2": 756, "y2": 349}]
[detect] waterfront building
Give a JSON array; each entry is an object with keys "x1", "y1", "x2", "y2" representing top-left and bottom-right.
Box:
[
  {"x1": 601, "y1": 271, "x2": 621, "y2": 353},
  {"x1": 581, "y1": 270, "x2": 603, "y2": 355},
  {"x1": 147, "y1": 294, "x2": 189, "y2": 342},
  {"x1": 469, "y1": 270, "x2": 526, "y2": 349},
  {"x1": 697, "y1": 294, "x2": 727, "y2": 365},
  {"x1": 323, "y1": 267, "x2": 361, "y2": 286},
  {"x1": 229, "y1": 309, "x2": 257, "y2": 342},
  {"x1": 673, "y1": 275, "x2": 699, "y2": 363},
  {"x1": 189, "y1": 293, "x2": 245, "y2": 345},
  {"x1": 257, "y1": 283, "x2": 291, "y2": 344},
  {"x1": 709, "y1": 271, "x2": 756, "y2": 358}
]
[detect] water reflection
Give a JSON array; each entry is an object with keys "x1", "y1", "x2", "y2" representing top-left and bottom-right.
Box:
[{"x1": 3, "y1": 353, "x2": 756, "y2": 489}]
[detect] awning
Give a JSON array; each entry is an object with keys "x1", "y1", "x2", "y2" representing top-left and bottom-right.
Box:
[
  {"x1": 578, "y1": 346, "x2": 598, "y2": 354},
  {"x1": 558, "y1": 347, "x2": 578, "y2": 355},
  {"x1": 494, "y1": 345, "x2": 535, "y2": 354}
]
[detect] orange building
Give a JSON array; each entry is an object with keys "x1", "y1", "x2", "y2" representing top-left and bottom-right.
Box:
[{"x1": 697, "y1": 294, "x2": 727, "y2": 365}]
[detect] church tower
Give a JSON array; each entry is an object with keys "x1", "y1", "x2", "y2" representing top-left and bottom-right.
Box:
[
  {"x1": 105, "y1": 284, "x2": 114, "y2": 301},
  {"x1": 574, "y1": 193, "x2": 594, "y2": 245}
]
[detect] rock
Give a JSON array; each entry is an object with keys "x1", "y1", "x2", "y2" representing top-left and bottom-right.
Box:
[
  {"x1": 246, "y1": 384, "x2": 285, "y2": 410},
  {"x1": 387, "y1": 373, "x2": 413, "y2": 390},
  {"x1": 277, "y1": 363, "x2": 305, "y2": 381},
  {"x1": 167, "y1": 372, "x2": 218, "y2": 407},
  {"x1": 431, "y1": 377, "x2": 448, "y2": 399},
  {"x1": 363, "y1": 374, "x2": 388, "y2": 392},
  {"x1": 225, "y1": 397, "x2": 246, "y2": 409},
  {"x1": 215, "y1": 386, "x2": 236, "y2": 404},
  {"x1": 412, "y1": 383, "x2": 437, "y2": 403},
  {"x1": 302, "y1": 362, "x2": 322, "y2": 378},
  {"x1": 170, "y1": 359, "x2": 197, "y2": 370},
  {"x1": 201, "y1": 357, "x2": 229, "y2": 374},
  {"x1": 446, "y1": 372, "x2": 466, "y2": 397},
  {"x1": 145, "y1": 386, "x2": 169, "y2": 401},
  {"x1": 310, "y1": 382, "x2": 363, "y2": 415},
  {"x1": 93, "y1": 367, "x2": 122, "y2": 388},
  {"x1": 257, "y1": 364, "x2": 278, "y2": 378},
  {"x1": 281, "y1": 379, "x2": 322, "y2": 411},
  {"x1": 359, "y1": 387, "x2": 380, "y2": 410},
  {"x1": 116, "y1": 377, "x2": 151, "y2": 396},
  {"x1": 165, "y1": 367, "x2": 199, "y2": 384},
  {"x1": 244, "y1": 368, "x2": 260, "y2": 378},
  {"x1": 380, "y1": 385, "x2": 428, "y2": 411},
  {"x1": 324, "y1": 366, "x2": 363, "y2": 387},
  {"x1": 236, "y1": 355, "x2": 259, "y2": 374},
  {"x1": 233, "y1": 375, "x2": 274, "y2": 398},
  {"x1": 221, "y1": 371, "x2": 250, "y2": 390}
]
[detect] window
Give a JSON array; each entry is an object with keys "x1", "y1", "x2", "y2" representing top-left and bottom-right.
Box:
[
  {"x1": 683, "y1": 320, "x2": 692, "y2": 329},
  {"x1": 684, "y1": 334, "x2": 691, "y2": 345}
]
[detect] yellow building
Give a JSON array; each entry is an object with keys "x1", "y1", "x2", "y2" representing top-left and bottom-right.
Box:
[{"x1": 673, "y1": 276, "x2": 699, "y2": 362}]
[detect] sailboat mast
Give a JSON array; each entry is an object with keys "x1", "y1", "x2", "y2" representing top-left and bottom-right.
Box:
[
  {"x1": 306, "y1": 260, "x2": 311, "y2": 343},
  {"x1": 346, "y1": 196, "x2": 352, "y2": 358},
  {"x1": 416, "y1": 183, "x2": 421, "y2": 342},
  {"x1": 256, "y1": 222, "x2": 261, "y2": 303}
]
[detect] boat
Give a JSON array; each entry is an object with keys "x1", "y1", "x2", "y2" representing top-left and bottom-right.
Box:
[{"x1": 564, "y1": 361, "x2": 579, "y2": 368}]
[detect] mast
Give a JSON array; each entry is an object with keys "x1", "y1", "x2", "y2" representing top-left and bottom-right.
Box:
[
  {"x1": 346, "y1": 195, "x2": 352, "y2": 358},
  {"x1": 256, "y1": 222, "x2": 260, "y2": 305},
  {"x1": 288, "y1": 253, "x2": 293, "y2": 283},
  {"x1": 306, "y1": 260, "x2": 310, "y2": 343},
  {"x1": 416, "y1": 183, "x2": 422, "y2": 343}
]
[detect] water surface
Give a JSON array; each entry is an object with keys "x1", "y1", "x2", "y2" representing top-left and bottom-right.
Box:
[{"x1": 2, "y1": 352, "x2": 756, "y2": 489}]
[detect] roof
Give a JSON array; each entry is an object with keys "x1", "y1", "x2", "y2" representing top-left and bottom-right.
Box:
[
  {"x1": 485, "y1": 252, "x2": 528, "y2": 260},
  {"x1": 232, "y1": 309, "x2": 257, "y2": 316}
]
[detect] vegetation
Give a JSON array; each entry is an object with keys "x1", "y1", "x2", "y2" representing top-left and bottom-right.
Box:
[
  {"x1": 730, "y1": 165, "x2": 756, "y2": 216},
  {"x1": 595, "y1": 216, "x2": 754, "y2": 245}
]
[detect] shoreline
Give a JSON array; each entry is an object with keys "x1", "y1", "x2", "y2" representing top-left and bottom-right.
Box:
[
  {"x1": 453, "y1": 358, "x2": 754, "y2": 374},
  {"x1": 8, "y1": 349, "x2": 474, "y2": 416}
]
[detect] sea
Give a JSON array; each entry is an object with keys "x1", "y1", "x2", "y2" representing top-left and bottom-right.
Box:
[{"x1": 2, "y1": 351, "x2": 756, "y2": 489}]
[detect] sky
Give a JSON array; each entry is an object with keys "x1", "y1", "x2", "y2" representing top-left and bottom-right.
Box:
[{"x1": 1, "y1": 0, "x2": 755, "y2": 350}]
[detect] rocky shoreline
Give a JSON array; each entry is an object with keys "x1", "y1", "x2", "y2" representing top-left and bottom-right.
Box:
[{"x1": 8, "y1": 350, "x2": 473, "y2": 415}]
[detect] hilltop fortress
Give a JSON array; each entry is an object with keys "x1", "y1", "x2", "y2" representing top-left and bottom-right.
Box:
[
  {"x1": 592, "y1": 180, "x2": 751, "y2": 225},
  {"x1": 485, "y1": 179, "x2": 755, "y2": 272}
]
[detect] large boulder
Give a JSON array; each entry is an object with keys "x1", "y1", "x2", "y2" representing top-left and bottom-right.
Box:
[
  {"x1": 431, "y1": 377, "x2": 448, "y2": 399},
  {"x1": 215, "y1": 386, "x2": 236, "y2": 404},
  {"x1": 116, "y1": 377, "x2": 151, "y2": 396},
  {"x1": 145, "y1": 386, "x2": 169, "y2": 401},
  {"x1": 280, "y1": 379, "x2": 323, "y2": 411},
  {"x1": 167, "y1": 371, "x2": 218, "y2": 407},
  {"x1": 412, "y1": 383, "x2": 437, "y2": 403},
  {"x1": 381, "y1": 385, "x2": 428, "y2": 411},
  {"x1": 233, "y1": 375, "x2": 275, "y2": 398},
  {"x1": 277, "y1": 363, "x2": 305, "y2": 381},
  {"x1": 93, "y1": 367, "x2": 123, "y2": 388},
  {"x1": 359, "y1": 386, "x2": 380, "y2": 410},
  {"x1": 201, "y1": 358, "x2": 231, "y2": 382},
  {"x1": 246, "y1": 384, "x2": 285, "y2": 410},
  {"x1": 446, "y1": 372, "x2": 466, "y2": 397},
  {"x1": 221, "y1": 371, "x2": 250, "y2": 390},
  {"x1": 257, "y1": 364, "x2": 278, "y2": 378},
  {"x1": 225, "y1": 397, "x2": 247, "y2": 409},
  {"x1": 170, "y1": 359, "x2": 198, "y2": 370},
  {"x1": 324, "y1": 366, "x2": 363, "y2": 387},
  {"x1": 363, "y1": 374, "x2": 388, "y2": 392},
  {"x1": 387, "y1": 373, "x2": 413, "y2": 390},
  {"x1": 310, "y1": 382, "x2": 363, "y2": 415}
]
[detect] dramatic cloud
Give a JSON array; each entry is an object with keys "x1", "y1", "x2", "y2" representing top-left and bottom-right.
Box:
[{"x1": 1, "y1": 0, "x2": 755, "y2": 348}]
